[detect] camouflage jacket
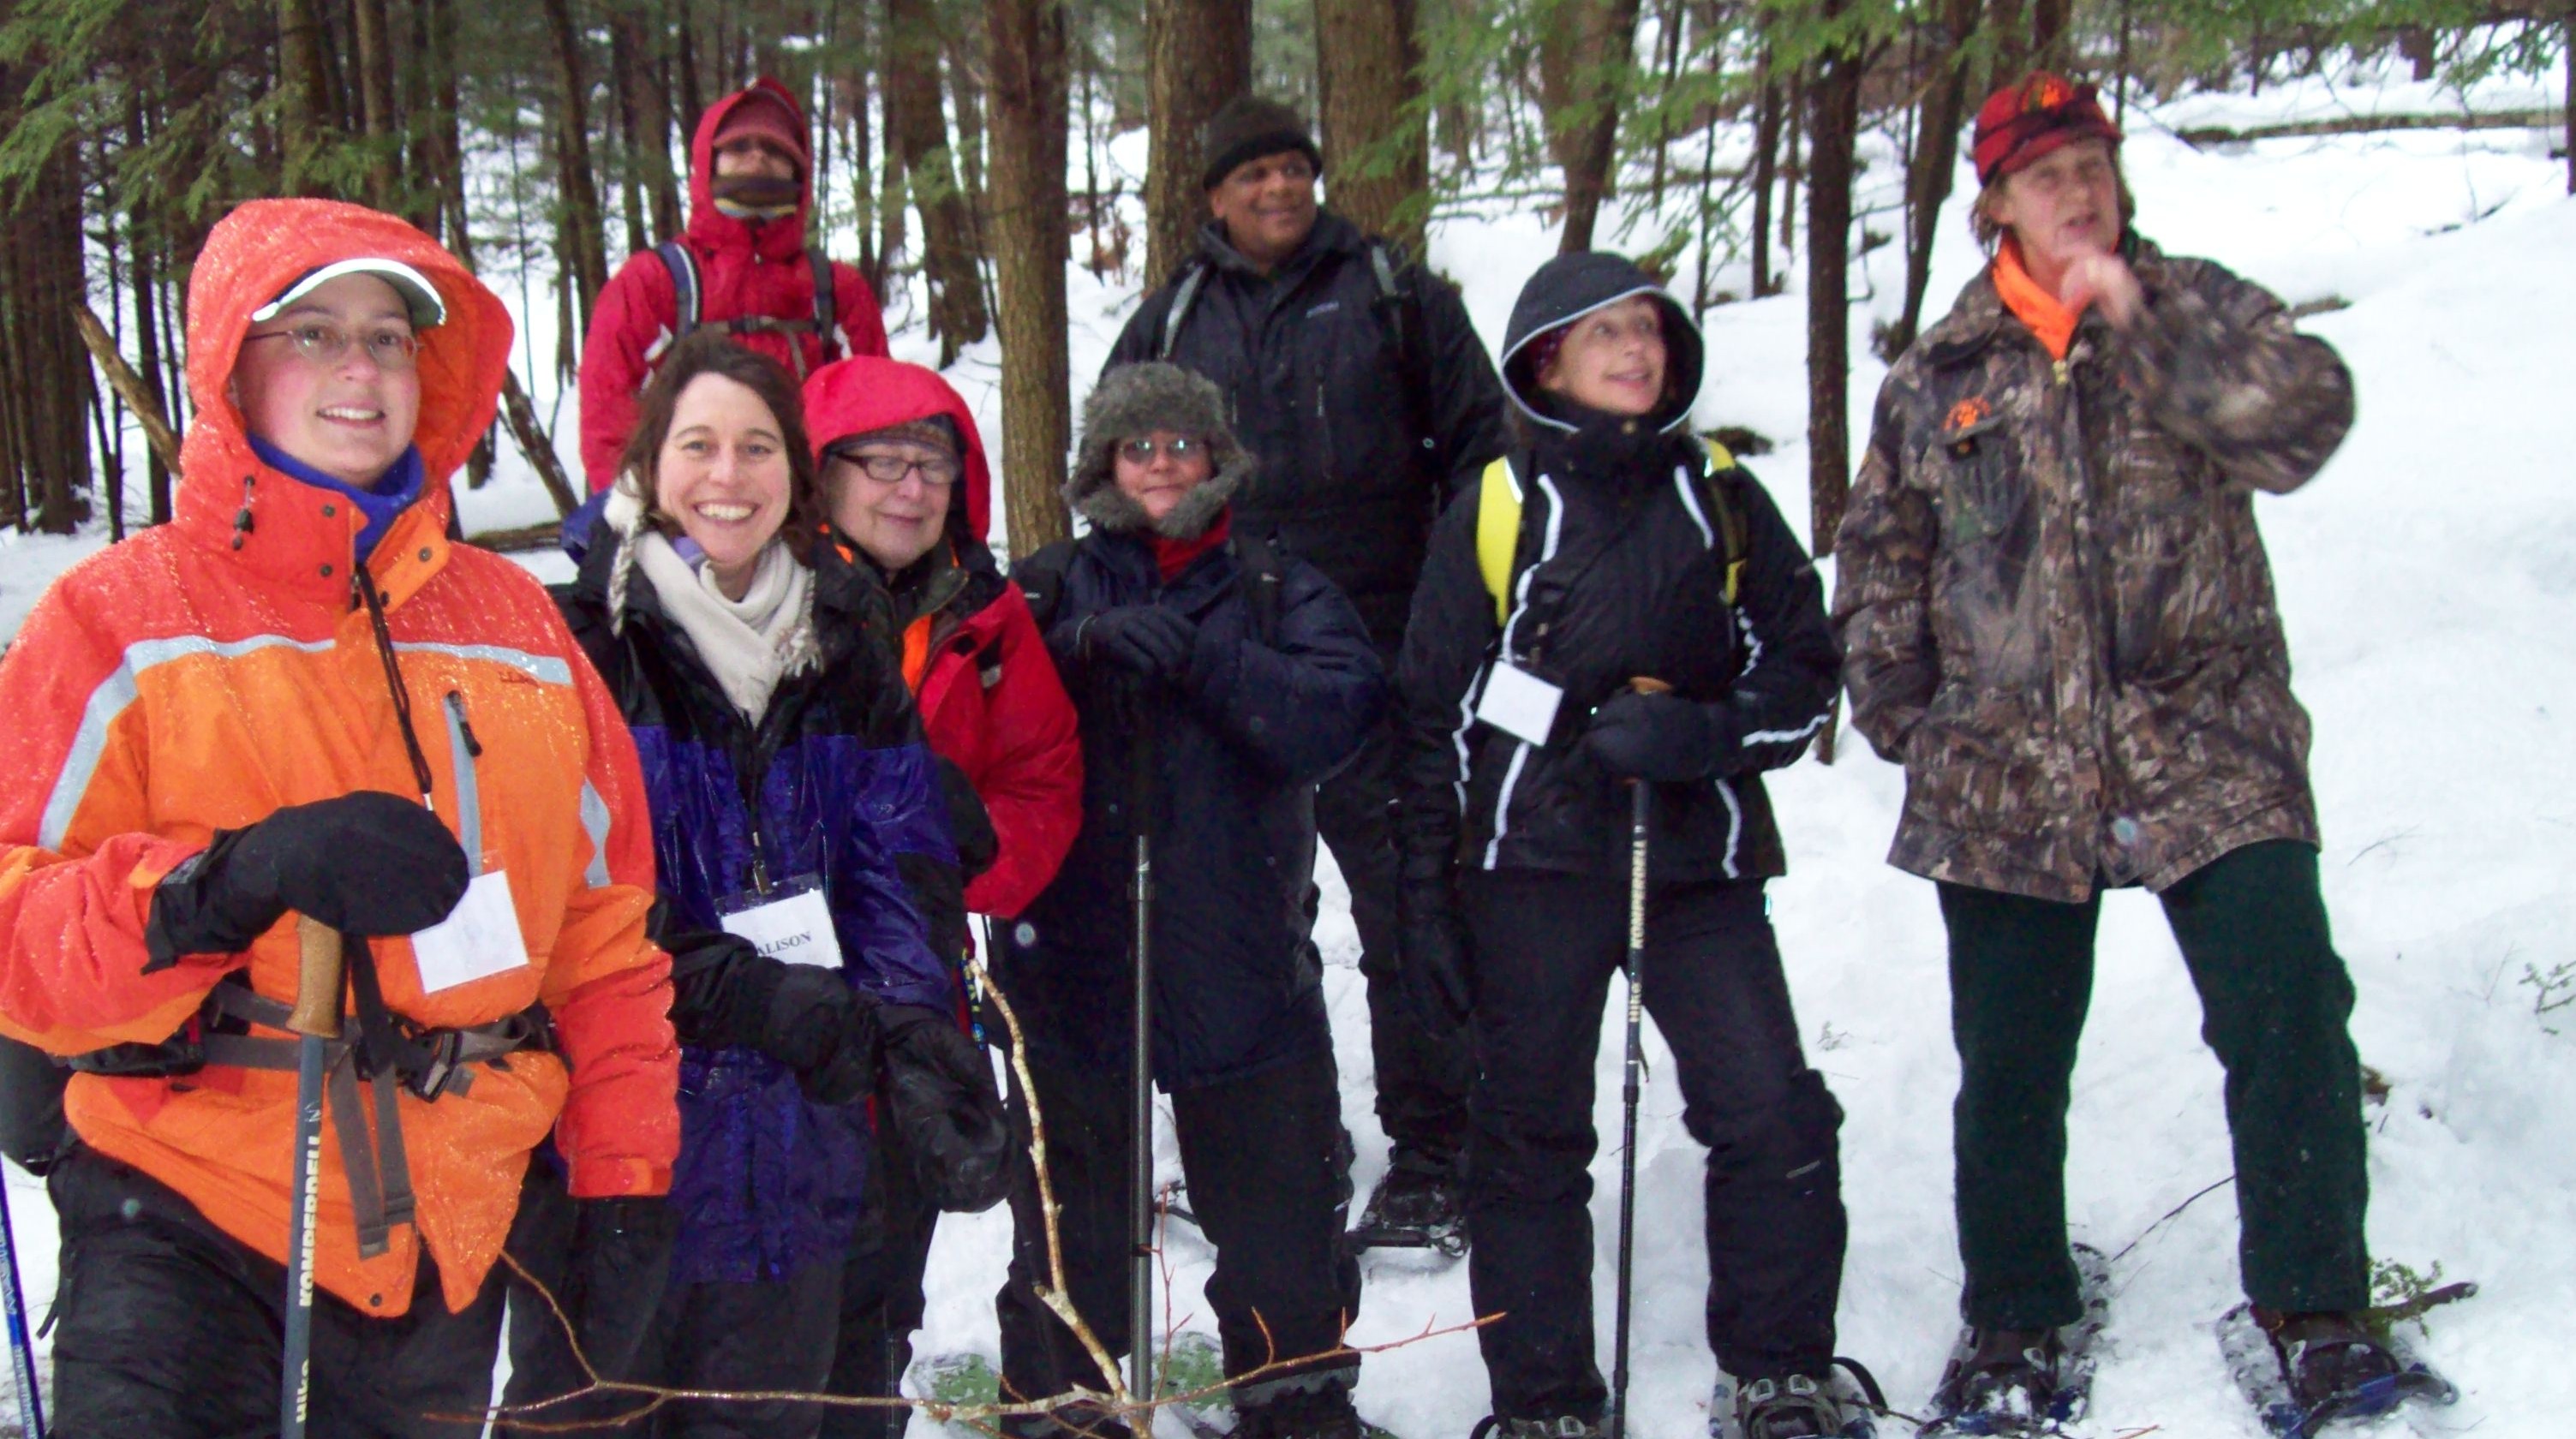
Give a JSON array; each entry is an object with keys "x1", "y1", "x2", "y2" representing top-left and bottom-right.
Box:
[{"x1": 1831, "y1": 239, "x2": 2354, "y2": 902}]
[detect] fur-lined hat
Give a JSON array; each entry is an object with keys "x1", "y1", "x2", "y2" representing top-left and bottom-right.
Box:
[{"x1": 1064, "y1": 363, "x2": 1255, "y2": 540}]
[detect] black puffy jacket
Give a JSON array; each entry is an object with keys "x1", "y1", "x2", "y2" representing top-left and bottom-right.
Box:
[
  {"x1": 995, "y1": 527, "x2": 1383, "y2": 1090},
  {"x1": 1105, "y1": 213, "x2": 1510, "y2": 649},
  {"x1": 1394, "y1": 254, "x2": 1839, "y2": 887}
]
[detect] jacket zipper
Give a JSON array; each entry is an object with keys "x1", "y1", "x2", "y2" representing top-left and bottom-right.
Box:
[{"x1": 441, "y1": 691, "x2": 487, "y2": 874}]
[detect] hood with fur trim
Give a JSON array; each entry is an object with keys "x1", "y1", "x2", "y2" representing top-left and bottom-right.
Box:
[{"x1": 1065, "y1": 362, "x2": 1253, "y2": 540}]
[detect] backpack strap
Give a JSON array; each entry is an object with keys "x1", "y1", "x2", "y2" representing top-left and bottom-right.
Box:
[
  {"x1": 1474, "y1": 437, "x2": 1745, "y2": 628},
  {"x1": 1367, "y1": 239, "x2": 1437, "y2": 461},
  {"x1": 1473, "y1": 455, "x2": 1522, "y2": 629},
  {"x1": 1158, "y1": 260, "x2": 1211, "y2": 361},
  {"x1": 810, "y1": 249, "x2": 840, "y2": 360},
  {"x1": 1686, "y1": 439, "x2": 1748, "y2": 604},
  {"x1": 1230, "y1": 533, "x2": 1288, "y2": 648},
  {"x1": 653, "y1": 241, "x2": 700, "y2": 341}
]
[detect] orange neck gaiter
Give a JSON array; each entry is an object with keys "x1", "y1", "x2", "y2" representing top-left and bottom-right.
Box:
[{"x1": 1993, "y1": 236, "x2": 2079, "y2": 361}]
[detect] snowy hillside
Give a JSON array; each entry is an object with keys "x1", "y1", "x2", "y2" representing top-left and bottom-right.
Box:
[{"x1": 3, "y1": 55, "x2": 2571, "y2": 1439}]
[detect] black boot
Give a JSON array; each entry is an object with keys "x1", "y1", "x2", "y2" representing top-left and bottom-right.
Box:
[{"x1": 1930, "y1": 1328, "x2": 2066, "y2": 1428}]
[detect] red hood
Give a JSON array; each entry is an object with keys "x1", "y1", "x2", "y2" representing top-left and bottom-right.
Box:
[
  {"x1": 803, "y1": 356, "x2": 992, "y2": 545},
  {"x1": 177, "y1": 198, "x2": 514, "y2": 575},
  {"x1": 687, "y1": 78, "x2": 813, "y2": 266}
]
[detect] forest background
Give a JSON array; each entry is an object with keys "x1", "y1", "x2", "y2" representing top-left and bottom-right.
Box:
[{"x1": 0, "y1": 0, "x2": 2568, "y2": 570}]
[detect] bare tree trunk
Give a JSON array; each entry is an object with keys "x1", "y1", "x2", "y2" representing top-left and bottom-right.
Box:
[
  {"x1": 1889, "y1": 0, "x2": 1980, "y2": 359},
  {"x1": 351, "y1": 0, "x2": 397, "y2": 206},
  {"x1": 1779, "y1": 63, "x2": 1802, "y2": 254},
  {"x1": 1805, "y1": 7, "x2": 1863, "y2": 761},
  {"x1": 887, "y1": 0, "x2": 990, "y2": 364},
  {"x1": 543, "y1": 0, "x2": 611, "y2": 326},
  {"x1": 1538, "y1": 0, "x2": 1643, "y2": 254},
  {"x1": 1312, "y1": 0, "x2": 1428, "y2": 256},
  {"x1": 1806, "y1": 26, "x2": 1861, "y2": 539},
  {"x1": 987, "y1": 0, "x2": 1072, "y2": 556},
  {"x1": 674, "y1": 0, "x2": 707, "y2": 133},
  {"x1": 1749, "y1": 40, "x2": 1780, "y2": 298},
  {"x1": 1985, "y1": 0, "x2": 2027, "y2": 92},
  {"x1": 1145, "y1": 0, "x2": 1252, "y2": 289},
  {"x1": 2566, "y1": 10, "x2": 2574, "y2": 196},
  {"x1": 277, "y1": 0, "x2": 337, "y2": 194},
  {"x1": 2029, "y1": 0, "x2": 2069, "y2": 69},
  {"x1": 609, "y1": 12, "x2": 652, "y2": 254}
]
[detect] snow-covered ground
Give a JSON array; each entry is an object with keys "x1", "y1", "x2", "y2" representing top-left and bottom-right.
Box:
[{"x1": 3, "y1": 54, "x2": 2571, "y2": 1439}]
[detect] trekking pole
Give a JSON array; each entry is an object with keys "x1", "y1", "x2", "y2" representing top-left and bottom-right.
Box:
[
  {"x1": 0, "y1": 1160, "x2": 44, "y2": 1439},
  {"x1": 1608, "y1": 678, "x2": 1669, "y2": 1439},
  {"x1": 281, "y1": 917, "x2": 346, "y2": 1439},
  {"x1": 1125, "y1": 701, "x2": 1157, "y2": 1408}
]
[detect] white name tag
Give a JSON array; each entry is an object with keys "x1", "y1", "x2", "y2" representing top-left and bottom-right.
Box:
[
  {"x1": 410, "y1": 870, "x2": 533, "y2": 994},
  {"x1": 1475, "y1": 661, "x2": 1565, "y2": 747},
  {"x1": 720, "y1": 885, "x2": 846, "y2": 970}
]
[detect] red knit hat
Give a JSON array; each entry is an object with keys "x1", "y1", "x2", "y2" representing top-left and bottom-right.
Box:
[
  {"x1": 714, "y1": 88, "x2": 810, "y2": 176},
  {"x1": 1972, "y1": 72, "x2": 2121, "y2": 187}
]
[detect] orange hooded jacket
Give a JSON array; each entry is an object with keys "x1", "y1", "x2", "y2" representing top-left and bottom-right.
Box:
[{"x1": 0, "y1": 200, "x2": 678, "y2": 1317}]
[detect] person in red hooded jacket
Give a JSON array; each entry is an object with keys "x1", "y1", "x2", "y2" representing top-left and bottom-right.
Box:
[
  {"x1": 799, "y1": 357, "x2": 1083, "y2": 1436},
  {"x1": 579, "y1": 77, "x2": 891, "y2": 493}
]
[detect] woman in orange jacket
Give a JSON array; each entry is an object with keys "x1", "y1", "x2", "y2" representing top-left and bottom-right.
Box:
[{"x1": 0, "y1": 199, "x2": 680, "y2": 1436}]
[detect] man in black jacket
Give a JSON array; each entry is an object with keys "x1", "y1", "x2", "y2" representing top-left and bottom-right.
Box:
[{"x1": 1104, "y1": 95, "x2": 1509, "y2": 1241}]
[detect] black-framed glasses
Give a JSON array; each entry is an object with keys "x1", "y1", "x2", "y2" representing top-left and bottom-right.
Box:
[
  {"x1": 833, "y1": 449, "x2": 962, "y2": 487},
  {"x1": 242, "y1": 321, "x2": 420, "y2": 371},
  {"x1": 1116, "y1": 435, "x2": 1205, "y2": 466}
]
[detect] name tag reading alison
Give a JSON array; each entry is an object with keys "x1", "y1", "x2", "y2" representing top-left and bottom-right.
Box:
[
  {"x1": 411, "y1": 869, "x2": 533, "y2": 994},
  {"x1": 720, "y1": 876, "x2": 846, "y2": 970},
  {"x1": 1475, "y1": 661, "x2": 1565, "y2": 748}
]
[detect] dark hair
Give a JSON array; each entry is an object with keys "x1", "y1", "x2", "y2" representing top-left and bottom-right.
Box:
[{"x1": 618, "y1": 331, "x2": 822, "y2": 563}]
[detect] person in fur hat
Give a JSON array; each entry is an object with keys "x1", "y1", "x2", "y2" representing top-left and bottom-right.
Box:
[{"x1": 987, "y1": 362, "x2": 1385, "y2": 1439}]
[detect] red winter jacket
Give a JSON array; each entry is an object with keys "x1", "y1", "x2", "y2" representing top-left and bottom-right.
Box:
[
  {"x1": 804, "y1": 359, "x2": 1082, "y2": 919},
  {"x1": 580, "y1": 79, "x2": 890, "y2": 491}
]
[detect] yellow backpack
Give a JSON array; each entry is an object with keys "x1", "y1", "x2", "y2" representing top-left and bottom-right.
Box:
[{"x1": 1473, "y1": 436, "x2": 1746, "y2": 628}]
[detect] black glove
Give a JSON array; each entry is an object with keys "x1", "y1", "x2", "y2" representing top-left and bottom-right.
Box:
[
  {"x1": 559, "y1": 1195, "x2": 678, "y2": 1380},
  {"x1": 935, "y1": 757, "x2": 999, "y2": 881},
  {"x1": 1580, "y1": 690, "x2": 1729, "y2": 783},
  {"x1": 1080, "y1": 605, "x2": 1198, "y2": 680},
  {"x1": 145, "y1": 791, "x2": 470, "y2": 971},
  {"x1": 758, "y1": 963, "x2": 876, "y2": 1106},
  {"x1": 877, "y1": 1006, "x2": 1011, "y2": 1213},
  {"x1": 1399, "y1": 859, "x2": 1474, "y2": 1036}
]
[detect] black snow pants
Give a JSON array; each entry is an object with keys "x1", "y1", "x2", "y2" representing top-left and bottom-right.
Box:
[
  {"x1": 503, "y1": 1160, "x2": 845, "y2": 1439},
  {"x1": 46, "y1": 1145, "x2": 503, "y2": 1439},
  {"x1": 995, "y1": 1048, "x2": 1360, "y2": 1419},
  {"x1": 1313, "y1": 708, "x2": 1473, "y2": 1180},
  {"x1": 1941, "y1": 839, "x2": 2370, "y2": 1330},
  {"x1": 1460, "y1": 871, "x2": 1846, "y2": 1423},
  {"x1": 817, "y1": 1125, "x2": 939, "y2": 1439}
]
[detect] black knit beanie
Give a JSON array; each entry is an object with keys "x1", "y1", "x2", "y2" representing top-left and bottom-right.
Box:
[{"x1": 1199, "y1": 96, "x2": 1323, "y2": 191}]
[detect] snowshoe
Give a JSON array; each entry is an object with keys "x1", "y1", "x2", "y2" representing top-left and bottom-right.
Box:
[
  {"x1": 1346, "y1": 1165, "x2": 1468, "y2": 1258},
  {"x1": 1922, "y1": 1243, "x2": 2111, "y2": 1436},
  {"x1": 1155, "y1": 1333, "x2": 1402, "y2": 1439},
  {"x1": 2216, "y1": 1303, "x2": 2459, "y2": 1437},
  {"x1": 1710, "y1": 1358, "x2": 1886, "y2": 1439},
  {"x1": 1467, "y1": 1417, "x2": 1602, "y2": 1439}
]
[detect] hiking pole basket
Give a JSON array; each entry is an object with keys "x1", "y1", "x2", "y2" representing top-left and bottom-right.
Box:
[{"x1": 281, "y1": 917, "x2": 346, "y2": 1439}]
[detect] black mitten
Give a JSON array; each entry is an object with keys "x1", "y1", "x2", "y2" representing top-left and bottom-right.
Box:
[
  {"x1": 876, "y1": 1007, "x2": 1010, "y2": 1213},
  {"x1": 935, "y1": 757, "x2": 1000, "y2": 881},
  {"x1": 146, "y1": 791, "x2": 469, "y2": 971}
]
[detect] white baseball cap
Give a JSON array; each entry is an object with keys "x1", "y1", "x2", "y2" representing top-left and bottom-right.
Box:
[{"x1": 250, "y1": 258, "x2": 446, "y2": 329}]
